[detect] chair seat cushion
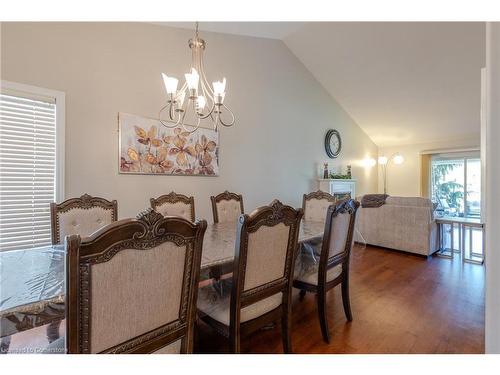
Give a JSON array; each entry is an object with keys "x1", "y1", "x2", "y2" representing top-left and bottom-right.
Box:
[
  {"x1": 294, "y1": 248, "x2": 342, "y2": 285},
  {"x1": 197, "y1": 280, "x2": 282, "y2": 326}
]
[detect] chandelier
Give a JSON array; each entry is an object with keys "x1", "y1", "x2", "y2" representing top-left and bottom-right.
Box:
[{"x1": 159, "y1": 22, "x2": 235, "y2": 133}]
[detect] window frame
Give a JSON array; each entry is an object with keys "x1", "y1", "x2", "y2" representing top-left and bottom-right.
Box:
[
  {"x1": 1, "y1": 80, "x2": 65, "y2": 202},
  {"x1": 429, "y1": 151, "x2": 481, "y2": 218}
]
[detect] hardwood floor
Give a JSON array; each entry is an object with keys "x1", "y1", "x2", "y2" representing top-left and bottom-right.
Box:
[
  {"x1": 196, "y1": 244, "x2": 485, "y2": 354},
  {"x1": 6, "y1": 243, "x2": 484, "y2": 354}
]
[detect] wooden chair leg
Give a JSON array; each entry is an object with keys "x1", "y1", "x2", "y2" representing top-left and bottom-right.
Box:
[
  {"x1": 299, "y1": 289, "x2": 306, "y2": 301},
  {"x1": 229, "y1": 333, "x2": 240, "y2": 354},
  {"x1": 317, "y1": 289, "x2": 330, "y2": 343},
  {"x1": 281, "y1": 310, "x2": 292, "y2": 353},
  {"x1": 341, "y1": 276, "x2": 353, "y2": 322},
  {"x1": 190, "y1": 318, "x2": 200, "y2": 354}
]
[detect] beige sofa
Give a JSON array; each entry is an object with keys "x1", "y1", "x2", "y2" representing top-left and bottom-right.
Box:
[{"x1": 355, "y1": 196, "x2": 439, "y2": 256}]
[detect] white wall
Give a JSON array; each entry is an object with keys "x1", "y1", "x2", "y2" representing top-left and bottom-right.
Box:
[
  {"x1": 485, "y1": 22, "x2": 500, "y2": 354},
  {"x1": 377, "y1": 136, "x2": 480, "y2": 196},
  {"x1": 0, "y1": 22, "x2": 378, "y2": 220}
]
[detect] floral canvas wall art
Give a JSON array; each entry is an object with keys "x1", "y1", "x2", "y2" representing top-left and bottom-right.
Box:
[{"x1": 119, "y1": 113, "x2": 219, "y2": 176}]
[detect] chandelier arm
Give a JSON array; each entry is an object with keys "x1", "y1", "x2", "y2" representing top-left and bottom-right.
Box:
[
  {"x1": 197, "y1": 103, "x2": 216, "y2": 120},
  {"x1": 159, "y1": 103, "x2": 174, "y2": 121},
  {"x1": 213, "y1": 111, "x2": 220, "y2": 132},
  {"x1": 159, "y1": 104, "x2": 179, "y2": 128},
  {"x1": 181, "y1": 116, "x2": 201, "y2": 134},
  {"x1": 168, "y1": 95, "x2": 189, "y2": 129},
  {"x1": 169, "y1": 102, "x2": 175, "y2": 120},
  {"x1": 178, "y1": 107, "x2": 188, "y2": 128},
  {"x1": 199, "y1": 86, "x2": 216, "y2": 120},
  {"x1": 199, "y1": 74, "x2": 215, "y2": 104},
  {"x1": 217, "y1": 104, "x2": 236, "y2": 127},
  {"x1": 175, "y1": 82, "x2": 188, "y2": 103},
  {"x1": 199, "y1": 53, "x2": 215, "y2": 97},
  {"x1": 182, "y1": 91, "x2": 191, "y2": 113},
  {"x1": 174, "y1": 111, "x2": 183, "y2": 126},
  {"x1": 159, "y1": 118, "x2": 179, "y2": 128}
]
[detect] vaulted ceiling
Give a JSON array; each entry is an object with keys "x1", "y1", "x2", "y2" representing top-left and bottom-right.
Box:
[
  {"x1": 162, "y1": 22, "x2": 486, "y2": 147},
  {"x1": 159, "y1": 22, "x2": 306, "y2": 40}
]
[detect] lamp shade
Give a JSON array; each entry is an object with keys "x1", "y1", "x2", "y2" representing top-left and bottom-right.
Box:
[
  {"x1": 213, "y1": 78, "x2": 227, "y2": 95},
  {"x1": 393, "y1": 154, "x2": 404, "y2": 164},
  {"x1": 162, "y1": 73, "x2": 178, "y2": 94},
  {"x1": 378, "y1": 156, "x2": 388, "y2": 165}
]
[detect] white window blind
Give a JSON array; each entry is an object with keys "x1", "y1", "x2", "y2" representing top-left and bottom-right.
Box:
[{"x1": 0, "y1": 92, "x2": 57, "y2": 251}]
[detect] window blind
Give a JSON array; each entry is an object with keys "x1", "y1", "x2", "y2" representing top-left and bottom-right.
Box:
[{"x1": 0, "y1": 93, "x2": 57, "y2": 252}]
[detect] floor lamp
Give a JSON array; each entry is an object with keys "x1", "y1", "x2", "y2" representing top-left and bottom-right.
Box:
[{"x1": 379, "y1": 153, "x2": 404, "y2": 194}]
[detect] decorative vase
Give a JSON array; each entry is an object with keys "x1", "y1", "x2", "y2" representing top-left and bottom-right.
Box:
[{"x1": 323, "y1": 163, "x2": 329, "y2": 179}]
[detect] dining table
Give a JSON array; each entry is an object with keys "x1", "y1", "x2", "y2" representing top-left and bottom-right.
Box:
[{"x1": 0, "y1": 219, "x2": 325, "y2": 351}]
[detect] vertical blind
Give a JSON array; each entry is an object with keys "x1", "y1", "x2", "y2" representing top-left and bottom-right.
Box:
[{"x1": 0, "y1": 93, "x2": 57, "y2": 251}]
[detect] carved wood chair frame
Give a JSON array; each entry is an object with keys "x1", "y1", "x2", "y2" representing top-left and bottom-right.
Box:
[
  {"x1": 199, "y1": 200, "x2": 303, "y2": 353},
  {"x1": 150, "y1": 191, "x2": 196, "y2": 222},
  {"x1": 50, "y1": 193, "x2": 118, "y2": 245},
  {"x1": 210, "y1": 191, "x2": 244, "y2": 224},
  {"x1": 302, "y1": 190, "x2": 336, "y2": 217},
  {"x1": 66, "y1": 209, "x2": 207, "y2": 353},
  {"x1": 293, "y1": 199, "x2": 360, "y2": 343}
]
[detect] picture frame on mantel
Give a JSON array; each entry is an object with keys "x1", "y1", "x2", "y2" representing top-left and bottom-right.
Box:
[{"x1": 118, "y1": 112, "x2": 220, "y2": 176}]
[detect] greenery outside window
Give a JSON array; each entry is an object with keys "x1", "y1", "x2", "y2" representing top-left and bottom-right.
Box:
[{"x1": 430, "y1": 152, "x2": 481, "y2": 218}]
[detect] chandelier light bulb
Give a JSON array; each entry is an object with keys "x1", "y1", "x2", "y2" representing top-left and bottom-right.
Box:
[
  {"x1": 213, "y1": 77, "x2": 227, "y2": 95},
  {"x1": 185, "y1": 68, "x2": 200, "y2": 91},
  {"x1": 162, "y1": 73, "x2": 179, "y2": 94}
]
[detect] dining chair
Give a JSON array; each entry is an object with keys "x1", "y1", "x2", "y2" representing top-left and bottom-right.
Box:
[
  {"x1": 50, "y1": 193, "x2": 118, "y2": 245},
  {"x1": 210, "y1": 190, "x2": 244, "y2": 223},
  {"x1": 302, "y1": 190, "x2": 336, "y2": 222},
  {"x1": 150, "y1": 191, "x2": 195, "y2": 222},
  {"x1": 65, "y1": 209, "x2": 207, "y2": 353},
  {"x1": 48, "y1": 193, "x2": 117, "y2": 346},
  {"x1": 300, "y1": 190, "x2": 337, "y2": 261},
  {"x1": 197, "y1": 200, "x2": 303, "y2": 353},
  {"x1": 293, "y1": 199, "x2": 360, "y2": 343}
]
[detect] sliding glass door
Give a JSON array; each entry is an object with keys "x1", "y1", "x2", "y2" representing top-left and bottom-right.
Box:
[{"x1": 430, "y1": 152, "x2": 481, "y2": 218}]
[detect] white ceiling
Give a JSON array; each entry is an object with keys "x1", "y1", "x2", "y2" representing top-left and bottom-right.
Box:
[
  {"x1": 284, "y1": 22, "x2": 486, "y2": 146},
  {"x1": 159, "y1": 22, "x2": 306, "y2": 40},
  {"x1": 159, "y1": 22, "x2": 486, "y2": 147}
]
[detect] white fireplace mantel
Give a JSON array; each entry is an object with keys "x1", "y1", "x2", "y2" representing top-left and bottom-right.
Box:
[{"x1": 318, "y1": 179, "x2": 356, "y2": 199}]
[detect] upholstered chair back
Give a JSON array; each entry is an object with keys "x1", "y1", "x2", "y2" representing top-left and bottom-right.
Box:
[
  {"x1": 320, "y1": 199, "x2": 360, "y2": 268},
  {"x1": 150, "y1": 192, "x2": 195, "y2": 222},
  {"x1": 65, "y1": 209, "x2": 207, "y2": 354},
  {"x1": 230, "y1": 200, "x2": 303, "y2": 325},
  {"x1": 50, "y1": 194, "x2": 117, "y2": 245},
  {"x1": 210, "y1": 191, "x2": 244, "y2": 223},
  {"x1": 302, "y1": 191, "x2": 336, "y2": 222}
]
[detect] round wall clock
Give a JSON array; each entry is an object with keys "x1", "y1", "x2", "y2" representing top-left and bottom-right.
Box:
[{"x1": 325, "y1": 129, "x2": 342, "y2": 158}]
